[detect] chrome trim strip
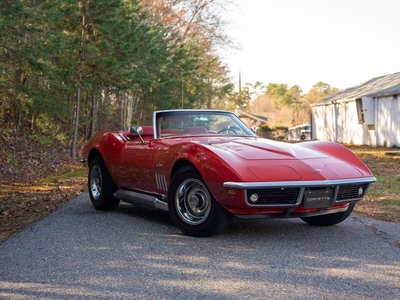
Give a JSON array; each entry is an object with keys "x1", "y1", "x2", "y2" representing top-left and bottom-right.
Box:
[
  {"x1": 155, "y1": 173, "x2": 168, "y2": 191},
  {"x1": 162, "y1": 175, "x2": 168, "y2": 191},
  {"x1": 155, "y1": 173, "x2": 161, "y2": 190},
  {"x1": 153, "y1": 109, "x2": 256, "y2": 139},
  {"x1": 223, "y1": 176, "x2": 376, "y2": 189}
]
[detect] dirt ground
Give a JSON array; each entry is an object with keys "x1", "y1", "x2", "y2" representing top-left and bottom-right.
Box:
[
  {"x1": 0, "y1": 162, "x2": 87, "y2": 241},
  {"x1": 0, "y1": 132, "x2": 87, "y2": 241}
]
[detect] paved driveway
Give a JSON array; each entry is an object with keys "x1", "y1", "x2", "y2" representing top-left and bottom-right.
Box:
[{"x1": 1, "y1": 193, "x2": 399, "y2": 299}]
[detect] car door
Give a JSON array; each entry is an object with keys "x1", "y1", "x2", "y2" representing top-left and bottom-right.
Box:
[{"x1": 114, "y1": 139, "x2": 156, "y2": 191}]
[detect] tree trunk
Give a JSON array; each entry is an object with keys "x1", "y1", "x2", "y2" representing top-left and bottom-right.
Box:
[
  {"x1": 125, "y1": 95, "x2": 133, "y2": 130},
  {"x1": 89, "y1": 92, "x2": 98, "y2": 138},
  {"x1": 71, "y1": 88, "x2": 81, "y2": 161},
  {"x1": 120, "y1": 95, "x2": 126, "y2": 130},
  {"x1": 71, "y1": 0, "x2": 87, "y2": 161}
]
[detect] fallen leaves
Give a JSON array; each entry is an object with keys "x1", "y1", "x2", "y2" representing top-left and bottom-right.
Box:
[
  {"x1": 0, "y1": 132, "x2": 86, "y2": 241},
  {"x1": 0, "y1": 171, "x2": 86, "y2": 241}
]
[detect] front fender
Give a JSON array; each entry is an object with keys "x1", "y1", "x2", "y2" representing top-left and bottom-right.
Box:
[
  {"x1": 167, "y1": 143, "x2": 257, "y2": 208},
  {"x1": 300, "y1": 141, "x2": 373, "y2": 176}
]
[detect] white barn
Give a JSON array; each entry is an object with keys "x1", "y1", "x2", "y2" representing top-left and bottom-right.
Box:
[{"x1": 311, "y1": 72, "x2": 400, "y2": 147}]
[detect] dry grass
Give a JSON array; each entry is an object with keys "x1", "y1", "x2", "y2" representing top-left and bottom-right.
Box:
[{"x1": 348, "y1": 146, "x2": 400, "y2": 223}]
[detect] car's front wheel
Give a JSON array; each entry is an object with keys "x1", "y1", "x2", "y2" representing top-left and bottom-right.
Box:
[
  {"x1": 300, "y1": 203, "x2": 355, "y2": 226},
  {"x1": 168, "y1": 166, "x2": 231, "y2": 237},
  {"x1": 88, "y1": 156, "x2": 120, "y2": 210}
]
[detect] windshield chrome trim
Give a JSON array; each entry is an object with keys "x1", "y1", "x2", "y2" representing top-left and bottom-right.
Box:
[{"x1": 153, "y1": 109, "x2": 256, "y2": 139}]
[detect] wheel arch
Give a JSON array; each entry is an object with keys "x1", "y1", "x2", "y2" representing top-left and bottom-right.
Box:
[
  {"x1": 88, "y1": 148, "x2": 107, "y2": 166},
  {"x1": 170, "y1": 159, "x2": 197, "y2": 180},
  {"x1": 169, "y1": 159, "x2": 219, "y2": 201},
  {"x1": 169, "y1": 143, "x2": 243, "y2": 181},
  {"x1": 168, "y1": 145, "x2": 245, "y2": 205}
]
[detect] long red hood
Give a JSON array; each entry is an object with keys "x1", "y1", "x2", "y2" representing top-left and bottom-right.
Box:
[
  {"x1": 197, "y1": 137, "x2": 329, "y2": 160},
  {"x1": 187, "y1": 136, "x2": 371, "y2": 181}
]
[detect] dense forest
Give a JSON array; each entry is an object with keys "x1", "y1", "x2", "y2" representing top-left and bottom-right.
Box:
[
  {"x1": 1, "y1": 0, "x2": 243, "y2": 160},
  {"x1": 0, "y1": 0, "x2": 339, "y2": 161}
]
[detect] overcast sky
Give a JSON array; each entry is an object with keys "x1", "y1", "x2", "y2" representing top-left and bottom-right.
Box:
[{"x1": 223, "y1": 0, "x2": 400, "y2": 93}]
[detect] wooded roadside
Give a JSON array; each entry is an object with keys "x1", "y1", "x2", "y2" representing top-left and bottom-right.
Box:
[{"x1": 1, "y1": 138, "x2": 398, "y2": 241}]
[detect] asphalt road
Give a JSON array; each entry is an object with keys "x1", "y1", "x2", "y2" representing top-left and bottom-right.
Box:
[{"x1": 1, "y1": 193, "x2": 399, "y2": 300}]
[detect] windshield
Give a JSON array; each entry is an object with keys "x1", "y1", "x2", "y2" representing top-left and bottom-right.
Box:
[{"x1": 155, "y1": 110, "x2": 255, "y2": 138}]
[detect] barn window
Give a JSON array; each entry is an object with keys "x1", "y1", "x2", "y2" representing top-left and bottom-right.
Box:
[{"x1": 356, "y1": 97, "x2": 375, "y2": 125}]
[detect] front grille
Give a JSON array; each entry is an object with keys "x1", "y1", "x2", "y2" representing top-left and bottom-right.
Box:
[
  {"x1": 243, "y1": 182, "x2": 371, "y2": 207},
  {"x1": 246, "y1": 188, "x2": 300, "y2": 206},
  {"x1": 337, "y1": 184, "x2": 368, "y2": 201}
]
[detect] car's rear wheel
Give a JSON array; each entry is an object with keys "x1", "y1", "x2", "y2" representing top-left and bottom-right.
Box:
[
  {"x1": 300, "y1": 203, "x2": 355, "y2": 226},
  {"x1": 88, "y1": 156, "x2": 119, "y2": 210},
  {"x1": 168, "y1": 165, "x2": 231, "y2": 237}
]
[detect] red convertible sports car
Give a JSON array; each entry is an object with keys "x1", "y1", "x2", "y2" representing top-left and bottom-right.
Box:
[{"x1": 81, "y1": 109, "x2": 376, "y2": 236}]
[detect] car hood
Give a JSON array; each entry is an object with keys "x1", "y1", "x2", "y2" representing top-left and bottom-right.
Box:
[
  {"x1": 199, "y1": 137, "x2": 328, "y2": 160},
  {"x1": 182, "y1": 136, "x2": 370, "y2": 180},
  {"x1": 194, "y1": 137, "x2": 364, "y2": 181}
]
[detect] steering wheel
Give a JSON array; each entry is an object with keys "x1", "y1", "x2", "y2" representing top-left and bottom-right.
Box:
[{"x1": 217, "y1": 128, "x2": 237, "y2": 134}]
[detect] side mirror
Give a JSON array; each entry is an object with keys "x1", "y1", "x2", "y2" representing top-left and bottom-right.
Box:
[
  {"x1": 130, "y1": 126, "x2": 144, "y2": 143},
  {"x1": 130, "y1": 126, "x2": 143, "y2": 136},
  {"x1": 250, "y1": 126, "x2": 258, "y2": 135}
]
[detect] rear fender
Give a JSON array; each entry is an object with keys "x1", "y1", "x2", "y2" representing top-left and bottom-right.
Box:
[{"x1": 83, "y1": 132, "x2": 125, "y2": 166}]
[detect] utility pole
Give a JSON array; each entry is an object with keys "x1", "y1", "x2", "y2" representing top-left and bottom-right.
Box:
[
  {"x1": 182, "y1": 79, "x2": 184, "y2": 109},
  {"x1": 239, "y1": 69, "x2": 242, "y2": 98}
]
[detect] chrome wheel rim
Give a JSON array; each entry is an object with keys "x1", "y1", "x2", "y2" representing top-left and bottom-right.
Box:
[
  {"x1": 175, "y1": 178, "x2": 211, "y2": 225},
  {"x1": 89, "y1": 165, "x2": 102, "y2": 200}
]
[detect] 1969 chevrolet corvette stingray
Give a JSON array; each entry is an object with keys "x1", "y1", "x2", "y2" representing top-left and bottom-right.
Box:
[{"x1": 81, "y1": 109, "x2": 376, "y2": 236}]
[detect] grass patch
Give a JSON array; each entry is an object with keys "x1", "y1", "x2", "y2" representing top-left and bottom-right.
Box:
[
  {"x1": 368, "y1": 174, "x2": 400, "y2": 197},
  {"x1": 36, "y1": 168, "x2": 87, "y2": 185},
  {"x1": 348, "y1": 146, "x2": 400, "y2": 223}
]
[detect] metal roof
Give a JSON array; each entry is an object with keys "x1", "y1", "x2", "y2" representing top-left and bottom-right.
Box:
[
  {"x1": 235, "y1": 109, "x2": 268, "y2": 124},
  {"x1": 312, "y1": 72, "x2": 400, "y2": 106}
]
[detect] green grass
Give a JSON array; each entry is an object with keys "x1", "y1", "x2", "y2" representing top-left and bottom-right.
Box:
[
  {"x1": 36, "y1": 167, "x2": 86, "y2": 185},
  {"x1": 348, "y1": 146, "x2": 400, "y2": 222}
]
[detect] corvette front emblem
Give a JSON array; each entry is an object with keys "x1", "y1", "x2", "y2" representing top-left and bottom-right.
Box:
[{"x1": 311, "y1": 168, "x2": 322, "y2": 173}]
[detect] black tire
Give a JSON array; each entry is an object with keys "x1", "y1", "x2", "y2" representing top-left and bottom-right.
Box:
[
  {"x1": 300, "y1": 203, "x2": 355, "y2": 226},
  {"x1": 88, "y1": 156, "x2": 120, "y2": 210},
  {"x1": 168, "y1": 165, "x2": 231, "y2": 237}
]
